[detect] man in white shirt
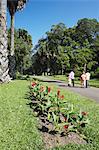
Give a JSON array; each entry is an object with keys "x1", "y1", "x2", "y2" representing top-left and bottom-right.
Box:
[
  {"x1": 69, "y1": 70, "x2": 75, "y2": 87},
  {"x1": 86, "y1": 71, "x2": 90, "y2": 88}
]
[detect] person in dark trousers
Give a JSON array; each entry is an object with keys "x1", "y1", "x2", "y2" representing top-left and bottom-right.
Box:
[
  {"x1": 86, "y1": 71, "x2": 90, "y2": 88},
  {"x1": 69, "y1": 70, "x2": 75, "y2": 87}
]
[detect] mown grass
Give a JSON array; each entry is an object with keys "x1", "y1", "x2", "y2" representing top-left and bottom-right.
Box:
[
  {"x1": 49, "y1": 75, "x2": 99, "y2": 88},
  {"x1": 0, "y1": 79, "x2": 99, "y2": 150},
  {"x1": 0, "y1": 80, "x2": 43, "y2": 150}
]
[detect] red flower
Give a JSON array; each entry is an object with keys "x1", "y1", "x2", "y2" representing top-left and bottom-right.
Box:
[
  {"x1": 64, "y1": 117, "x2": 67, "y2": 122},
  {"x1": 81, "y1": 112, "x2": 88, "y2": 116},
  {"x1": 64, "y1": 125, "x2": 69, "y2": 129},
  {"x1": 57, "y1": 90, "x2": 60, "y2": 97},
  {"x1": 60, "y1": 95, "x2": 64, "y2": 99},
  {"x1": 48, "y1": 87, "x2": 51, "y2": 93},
  {"x1": 31, "y1": 82, "x2": 36, "y2": 87}
]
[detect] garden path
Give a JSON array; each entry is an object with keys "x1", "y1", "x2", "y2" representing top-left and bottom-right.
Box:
[{"x1": 33, "y1": 76, "x2": 99, "y2": 103}]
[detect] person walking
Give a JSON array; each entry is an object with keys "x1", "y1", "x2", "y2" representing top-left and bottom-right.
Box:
[
  {"x1": 80, "y1": 71, "x2": 86, "y2": 88},
  {"x1": 86, "y1": 71, "x2": 90, "y2": 88},
  {"x1": 68, "y1": 74, "x2": 72, "y2": 87},
  {"x1": 69, "y1": 70, "x2": 75, "y2": 87}
]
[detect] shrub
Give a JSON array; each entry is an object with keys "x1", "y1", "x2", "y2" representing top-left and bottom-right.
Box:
[
  {"x1": 16, "y1": 71, "x2": 23, "y2": 79},
  {"x1": 29, "y1": 81, "x2": 89, "y2": 135}
]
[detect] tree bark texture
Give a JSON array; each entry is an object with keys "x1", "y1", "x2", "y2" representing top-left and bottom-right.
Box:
[
  {"x1": 9, "y1": 10, "x2": 16, "y2": 79},
  {"x1": 0, "y1": 0, "x2": 10, "y2": 83}
]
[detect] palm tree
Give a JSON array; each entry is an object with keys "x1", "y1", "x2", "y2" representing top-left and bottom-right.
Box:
[
  {"x1": 0, "y1": 0, "x2": 10, "y2": 82},
  {"x1": 0, "y1": 0, "x2": 27, "y2": 82},
  {"x1": 7, "y1": 0, "x2": 27, "y2": 79}
]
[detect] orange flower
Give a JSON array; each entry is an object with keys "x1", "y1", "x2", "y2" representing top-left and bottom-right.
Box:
[
  {"x1": 60, "y1": 95, "x2": 64, "y2": 99},
  {"x1": 81, "y1": 112, "x2": 88, "y2": 116},
  {"x1": 57, "y1": 90, "x2": 60, "y2": 97}
]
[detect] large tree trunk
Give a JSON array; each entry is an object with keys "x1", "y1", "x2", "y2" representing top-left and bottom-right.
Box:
[
  {"x1": 10, "y1": 12, "x2": 14, "y2": 56},
  {"x1": 9, "y1": 10, "x2": 16, "y2": 79},
  {"x1": 0, "y1": 0, "x2": 10, "y2": 83}
]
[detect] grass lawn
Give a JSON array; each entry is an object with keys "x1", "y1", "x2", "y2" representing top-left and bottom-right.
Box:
[
  {"x1": 0, "y1": 79, "x2": 99, "y2": 150},
  {"x1": 0, "y1": 80, "x2": 43, "y2": 150},
  {"x1": 48, "y1": 75, "x2": 99, "y2": 88}
]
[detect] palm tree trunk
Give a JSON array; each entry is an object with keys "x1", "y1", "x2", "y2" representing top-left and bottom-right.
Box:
[
  {"x1": 9, "y1": 10, "x2": 16, "y2": 79},
  {"x1": 7, "y1": 0, "x2": 28, "y2": 79},
  {"x1": 0, "y1": 0, "x2": 10, "y2": 83},
  {"x1": 10, "y1": 13, "x2": 14, "y2": 56}
]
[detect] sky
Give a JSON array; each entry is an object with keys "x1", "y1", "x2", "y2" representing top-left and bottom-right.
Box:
[{"x1": 7, "y1": 0, "x2": 99, "y2": 46}]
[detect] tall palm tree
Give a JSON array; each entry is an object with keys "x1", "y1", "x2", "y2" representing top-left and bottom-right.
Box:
[
  {"x1": 0, "y1": 0, "x2": 27, "y2": 82},
  {"x1": 7, "y1": 0, "x2": 27, "y2": 79},
  {"x1": 0, "y1": 0, "x2": 10, "y2": 82}
]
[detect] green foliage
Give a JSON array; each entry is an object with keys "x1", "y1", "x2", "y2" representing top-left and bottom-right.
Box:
[
  {"x1": 30, "y1": 81, "x2": 53, "y2": 114},
  {"x1": 29, "y1": 81, "x2": 89, "y2": 135},
  {"x1": 16, "y1": 71, "x2": 22, "y2": 79},
  {"x1": 32, "y1": 18, "x2": 99, "y2": 77},
  {"x1": 8, "y1": 28, "x2": 33, "y2": 75},
  {"x1": 76, "y1": 18, "x2": 98, "y2": 44}
]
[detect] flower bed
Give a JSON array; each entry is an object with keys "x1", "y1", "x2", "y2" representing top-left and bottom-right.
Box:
[{"x1": 28, "y1": 81, "x2": 89, "y2": 149}]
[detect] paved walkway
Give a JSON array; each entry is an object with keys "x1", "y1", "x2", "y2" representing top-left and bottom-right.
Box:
[{"x1": 33, "y1": 76, "x2": 99, "y2": 103}]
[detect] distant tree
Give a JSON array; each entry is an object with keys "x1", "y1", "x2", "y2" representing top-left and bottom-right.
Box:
[
  {"x1": 8, "y1": 28, "x2": 33, "y2": 74},
  {"x1": 32, "y1": 52, "x2": 42, "y2": 75},
  {"x1": 75, "y1": 18, "x2": 99, "y2": 75},
  {"x1": 75, "y1": 18, "x2": 98, "y2": 45},
  {"x1": 32, "y1": 19, "x2": 99, "y2": 77}
]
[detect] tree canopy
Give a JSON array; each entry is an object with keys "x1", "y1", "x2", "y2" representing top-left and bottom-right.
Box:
[
  {"x1": 32, "y1": 18, "x2": 99, "y2": 77},
  {"x1": 8, "y1": 28, "x2": 33, "y2": 74},
  {"x1": 8, "y1": 18, "x2": 99, "y2": 78}
]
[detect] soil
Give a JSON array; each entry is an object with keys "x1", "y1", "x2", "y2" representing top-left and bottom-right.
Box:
[
  {"x1": 42, "y1": 132, "x2": 86, "y2": 149},
  {"x1": 38, "y1": 115, "x2": 87, "y2": 150}
]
